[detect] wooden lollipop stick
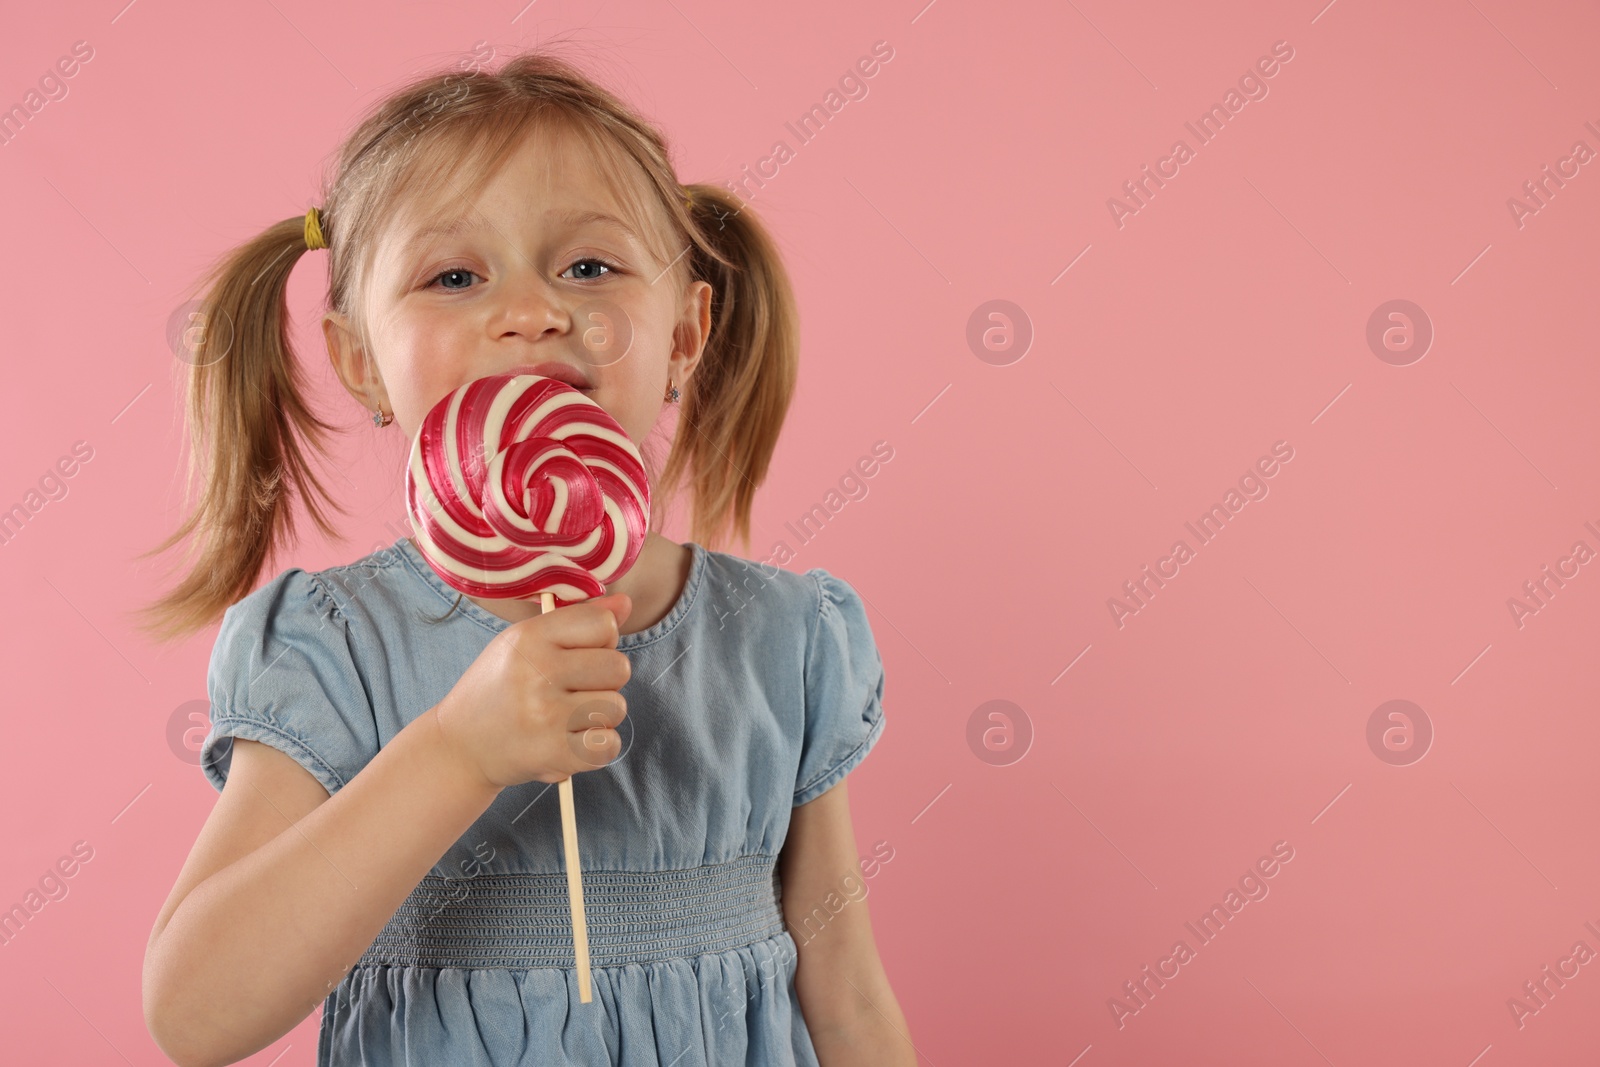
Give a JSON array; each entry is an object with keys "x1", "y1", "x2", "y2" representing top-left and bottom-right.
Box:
[{"x1": 541, "y1": 591, "x2": 594, "y2": 1004}]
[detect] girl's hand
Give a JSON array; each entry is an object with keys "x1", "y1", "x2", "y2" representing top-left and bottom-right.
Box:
[{"x1": 433, "y1": 593, "x2": 634, "y2": 791}]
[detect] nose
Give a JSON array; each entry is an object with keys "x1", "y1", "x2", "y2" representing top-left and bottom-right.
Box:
[{"x1": 490, "y1": 272, "x2": 571, "y2": 340}]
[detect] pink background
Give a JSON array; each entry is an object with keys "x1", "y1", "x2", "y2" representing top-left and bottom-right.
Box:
[{"x1": 2, "y1": 0, "x2": 1598, "y2": 1063}]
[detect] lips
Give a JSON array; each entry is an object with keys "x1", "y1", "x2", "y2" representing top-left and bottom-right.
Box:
[{"x1": 511, "y1": 362, "x2": 593, "y2": 390}]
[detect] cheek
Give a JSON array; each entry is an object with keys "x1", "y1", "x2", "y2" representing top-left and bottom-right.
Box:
[
  {"x1": 592, "y1": 388, "x2": 655, "y2": 448},
  {"x1": 383, "y1": 315, "x2": 474, "y2": 434},
  {"x1": 591, "y1": 301, "x2": 674, "y2": 443}
]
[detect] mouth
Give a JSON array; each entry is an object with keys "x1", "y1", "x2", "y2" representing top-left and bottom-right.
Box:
[{"x1": 511, "y1": 362, "x2": 594, "y2": 391}]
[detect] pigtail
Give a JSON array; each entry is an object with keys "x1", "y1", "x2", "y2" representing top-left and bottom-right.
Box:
[
  {"x1": 659, "y1": 185, "x2": 799, "y2": 553},
  {"x1": 134, "y1": 214, "x2": 348, "y2": 641}
]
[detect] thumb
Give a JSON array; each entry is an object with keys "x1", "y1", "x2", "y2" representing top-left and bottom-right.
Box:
[{"x1": 592, "y1": 591, "x2": 633, "y2": 628}]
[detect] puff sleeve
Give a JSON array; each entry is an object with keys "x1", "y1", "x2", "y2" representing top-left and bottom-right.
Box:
[
  {"x1": 793, "y1": 570, "x2": 887, "y2": 806},
  {"x1": 200, "y1": 568, "x2": 381, "y2": 796}
]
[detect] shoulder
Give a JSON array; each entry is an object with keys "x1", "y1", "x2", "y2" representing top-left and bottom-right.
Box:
[
  {"x1": 694, "y1": 543, "x2": 807, "y2": 591},
  {"x1": 204, "y1": 550, "x2": 399, "y2": 795},
  {"x1": 690, "y1": 544, "x2": 812, "y2": 635},
  {"x1": 214, "y1": 540, "x2": 395, "y2": 632},
  {"x1": 216, "y1": 540, "x2": 427, "y2": 649},
  {"x1": 796, "y1": 567, "x2": 879, "y2": 679},
  {"x1": 213, "y1": 565, "x2": 337, "y2": 649},
  {"x1": 800, "y1": 568, "x2": 870, "y2": 647},
  {"x1": 304, "y1": 539, "x2": 422, "y2": 625},
  {"x1": 689, "y1": 545, "x2": 874, "y2": 653},
  {"x1": 208, "y1": 543, "x2": 419, "y2": 710}
]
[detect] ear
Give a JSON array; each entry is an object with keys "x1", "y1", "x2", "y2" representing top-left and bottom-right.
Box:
[
  {"x1": 669, "y1": 279, "x2": 713, "y2": 392},
  {"x1": 323, "y1": 311, "x2": 390, "y2": 415}
]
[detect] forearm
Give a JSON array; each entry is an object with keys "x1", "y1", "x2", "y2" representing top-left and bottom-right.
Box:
[
  {"x1": 146, "y1": 707, "x2": 501, "y2": 1067},
  {"x1": 805, "y1": 973, "x2": 917, "y2": 1067}
]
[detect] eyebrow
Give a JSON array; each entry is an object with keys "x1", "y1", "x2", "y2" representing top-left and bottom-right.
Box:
[
  {"x1": 553, "y1": 209, "x2": 643, "y2": 244},
  {"x1": 401, "y1": 209, "x2": 643, "y2": 261}
]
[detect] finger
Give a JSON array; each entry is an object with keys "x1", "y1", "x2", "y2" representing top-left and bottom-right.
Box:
[
  {"x1": 566, "y1": 724, "x2": 622, "y2": 770},
  {"x1": 565, "y1": 692, "x2": 627, "y2": 732},
  {"x1": 545, "y1": 647, "x2": 632, "y2": 692},
  {"x1": 538, "y1": 595, "x2": 633, "y2": 649},
  {"x1": 562, "y1": 693, "x2": 625, "y2": 772}
]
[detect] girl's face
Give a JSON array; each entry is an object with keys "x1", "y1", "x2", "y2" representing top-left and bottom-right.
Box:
[{"x1": 324, "y1": 125, "x2": 711, "y2": 449}]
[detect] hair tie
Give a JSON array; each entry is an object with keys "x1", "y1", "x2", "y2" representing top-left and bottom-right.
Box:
[{"x1": 303, "y1": 206, "x2": 327, "y2": 250}]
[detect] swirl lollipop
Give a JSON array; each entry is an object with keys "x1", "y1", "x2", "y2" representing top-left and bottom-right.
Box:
[
  {"x1": 406, "y1": 371, "x2": 650, "y2": 607},
  {"x1": 406, "y1": 371, "x2": 651, "y2": 1004}
]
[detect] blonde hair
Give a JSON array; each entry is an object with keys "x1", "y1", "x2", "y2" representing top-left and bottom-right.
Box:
[{"x1": 137, "y1": 47, "x2": 799, "y2": 642}]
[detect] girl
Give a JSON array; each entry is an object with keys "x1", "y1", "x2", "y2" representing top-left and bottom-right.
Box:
[{"x1": 139, "y1": 48, "x2": 911, "y2": 1067}]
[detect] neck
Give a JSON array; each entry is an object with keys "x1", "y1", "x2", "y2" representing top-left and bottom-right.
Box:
[{"x1": 601, "y1": 530, "x2": 664, "y2": 604}]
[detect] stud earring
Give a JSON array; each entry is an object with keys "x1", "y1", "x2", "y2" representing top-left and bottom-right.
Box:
[
  {"x1": 664, "y1": 378, "x2": 680, "y2": 404},
  {"x1": 372, "y1": 406, "x2": 393, "y2": 428}
]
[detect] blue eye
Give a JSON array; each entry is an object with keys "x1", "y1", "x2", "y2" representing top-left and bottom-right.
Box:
[
  {"x1": 427, "y1": 267, "x2": 479, "y2": 291},
  {"x1": 424, "y1": 258, "x2": 619, "y2": 292},
  {"x1": 564, "y1": 258, "x2": 616, "y2": 281}
]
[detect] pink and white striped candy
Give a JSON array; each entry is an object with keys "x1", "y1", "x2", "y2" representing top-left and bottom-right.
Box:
[{"x1": 405, "y1": 373, "x2": 651, "y2": 606}]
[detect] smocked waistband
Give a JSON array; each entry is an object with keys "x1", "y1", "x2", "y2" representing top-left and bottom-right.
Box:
[{"x1": 358, "y1": 853, "x2": 787, "y2": 969}]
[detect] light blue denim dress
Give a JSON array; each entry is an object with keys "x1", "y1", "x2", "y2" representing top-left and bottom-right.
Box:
[{"x1": 199, "y1": 536, "x2": 887, "y2": 1066}]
